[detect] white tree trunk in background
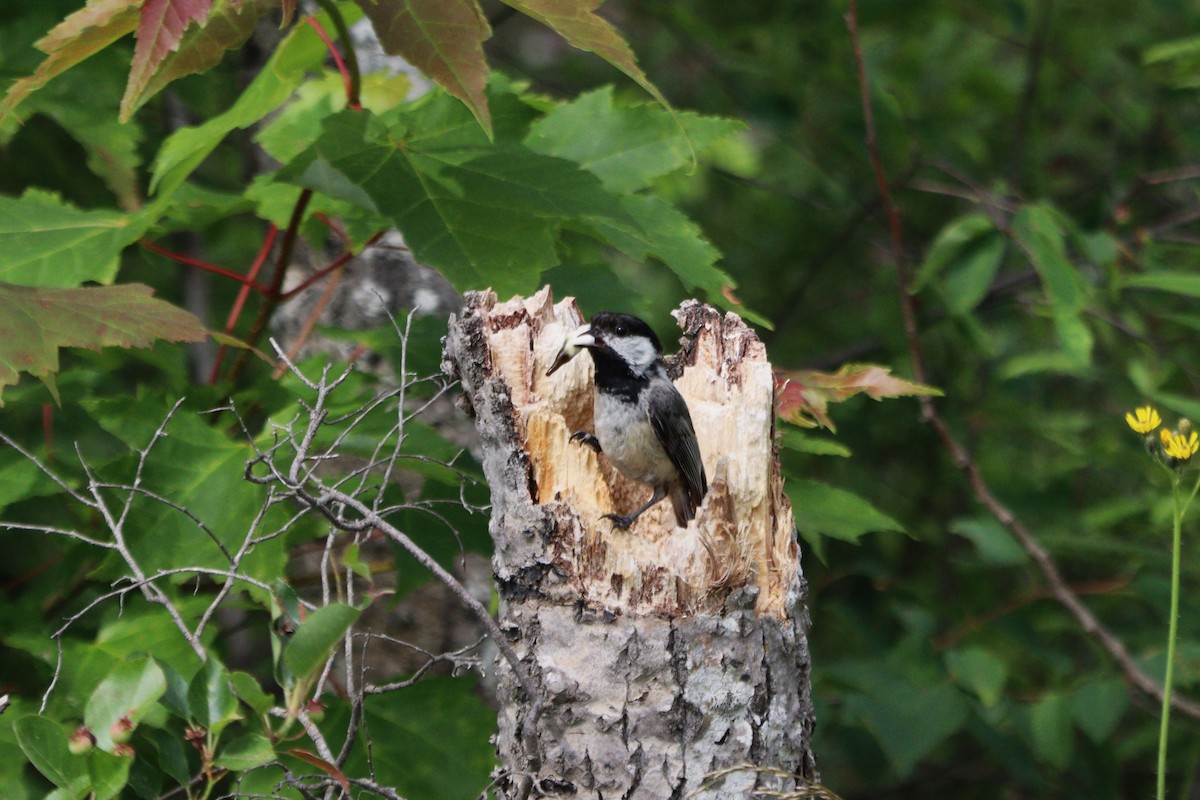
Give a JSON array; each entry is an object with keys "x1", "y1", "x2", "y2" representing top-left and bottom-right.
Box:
[{"x1": 442, "y1": 288, "x2": 817, "y2": 799}]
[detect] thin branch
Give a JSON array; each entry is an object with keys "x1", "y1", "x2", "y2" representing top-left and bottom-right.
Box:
[
  {"x1": 266, "y1": 355, "x2": 545, "y2": 775},
  {"x1": 194, "y1": 493, "x2": 277, "y2": 640},
  {"x1": 844, "y1": 0, "x2": 1200, "y2": 722},
  {"x1": 1141, "y1": 164, "x2": 1200, "y2": 186},
  {"x1": 117, "y1": 397, "x2": 188, "y2": 534},
  {"x1": 272, "y1": 258, "x2": 349, "y2": 379},
  {"x1": 52, "y1": 568, "x2": 281, "y2": 641},
  {"x1": 298, "y1": 709, "x2": 337, "y2": 764},
  {"x1": 1007, "y1": 0, "x2": 1054, "y2": 190},
  {"x1": 0, "y1": 430, "x2": 95, "y2": 507},
  {"x1": 360, "y1": 634, "x2": 487, "y2": 693},
  {"x1": 209, "y1": 224, "x2": 279, "y2": 384},
  {"x1": 909, "y1": 178, "x2": 1019, "y2": 218},
  {"x1": 2, "y1": 521, "x2": 117, "y2": 550},
  {"x1": 844, "y1": 1, "x2": 924, "y2": 375},
  {"x1": 279, "y1": 232, "x2": 384, "y2": 300},
  {"x1": 97, "y1": 483, "x2": 234, "y2": 564},
  {"x1": 372, "y1": 308, "x2": 416, "y2": 511},
  {"x1": 924, "y1": 414, "x2": 1200, "y2": 719},
  {"x1": 345, "y1": 778, "x2": 406, "y2": 800},
  {"x1": 139, "y1": 239, "x2": 270, "y2": 292},
  {"x1": 311, "y1": 0, "x2": 361, "y2": 109},
  {"x1": 75, "y1": 440, "x2": 207, "y2": 662},
  {"x1": 39, "y1": 639, "x2": 64, "y2": 713}
]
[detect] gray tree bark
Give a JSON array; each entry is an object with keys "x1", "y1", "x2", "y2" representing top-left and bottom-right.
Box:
[{"x1": 442, "y1": 288, "x2": 817, "y2": 799}]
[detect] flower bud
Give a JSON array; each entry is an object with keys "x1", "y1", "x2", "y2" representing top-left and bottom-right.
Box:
[
  {"x1": 110, "y1": 715, "x2": 135, "y2": 745},
  {"x1": 184, "y1": 726, "x2": 206, "y2": 751},
  {"x1": 68, "y1": 726, "x2": 95, "y2": 755}
]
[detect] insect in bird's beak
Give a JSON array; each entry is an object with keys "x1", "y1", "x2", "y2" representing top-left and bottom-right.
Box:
[{"x1": 546, "y1": 323, "x2": 596, "y2": 376}]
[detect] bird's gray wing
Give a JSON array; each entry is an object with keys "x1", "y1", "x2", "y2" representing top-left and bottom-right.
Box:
[{"x1": 646, "y1": 380, "x2": 708, "y2": 506}]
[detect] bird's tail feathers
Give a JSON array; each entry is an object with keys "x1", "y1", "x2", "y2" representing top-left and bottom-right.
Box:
[{"x1": 669, "y1": 482, "x2": 698, "y2": 527}]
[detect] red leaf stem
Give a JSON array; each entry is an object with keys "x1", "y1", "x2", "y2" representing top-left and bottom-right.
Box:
[
  {"x1": 306, "y1": 15, "x2": 361, "y2": 110},
  {"x1": 139, "y1": 238, "x2": 269, "y2": 292},
  {"x1": 280, "y1": 230, "x2": 385, "y2": 300},
  {"x1": 208, "y1": 224, "x2": 278, "y2": 384}
]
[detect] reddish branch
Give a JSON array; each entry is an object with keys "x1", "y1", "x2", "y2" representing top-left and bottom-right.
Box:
[
  {"x1": 225, "y1": 190, "x2": 314, "y2": 383},
  {"x1": 207, "y1": 225, "x2": 279, "y2": 384},
  {"x1": 280, "y1": 230, "x2": 385, "y2": 300},
  {"x1": 306, "y1": 15, "x2": 361, "y2": 111},
  {"x1": 844, "y1": 0, "x2": 1200, "y2": 720},
  {"x1": 270, "y1": 230, "x2": 388, "y2": 378},
  {"x1": 308, "y1": 0, "x2": 362, "y2": 111},
  {"x1": 140, "y1": 239, "x2": 270, "y2": 292}
]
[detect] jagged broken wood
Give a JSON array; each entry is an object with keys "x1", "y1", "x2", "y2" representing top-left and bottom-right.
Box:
[{"x1": 442, "y1": 287, "x2": 817, "y2": 799}]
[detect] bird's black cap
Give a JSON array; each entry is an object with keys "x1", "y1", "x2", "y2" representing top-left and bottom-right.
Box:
[{"x1": 588, "y1": 312, "x2": 663, "y2": 354}]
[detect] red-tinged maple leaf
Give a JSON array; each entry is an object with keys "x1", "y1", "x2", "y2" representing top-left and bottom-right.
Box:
[
  {"x1": 122, "y1": 0, "x2": 214, "y2": 119},
  {"x1": 130, "y1": 0, "x2": 279, "y2": 120},
  {"x1": 775, "y1": 364, "x2": 941, "y2": 431},
  {"x1": 1, "y1": 0, "x2": 141, "y2": 120},
  {"x1": 0, "y1": 282, "x2": 208, "y2": 405},
  {"x1": 501, "y1": 0, "x2": 667, "y2": 107},
  {"x1": 776, "y1": 378, "x2": 833, "y2": 431},
  {"x1": 356, "y1": 0, "x2": 493, "y2": 135}
]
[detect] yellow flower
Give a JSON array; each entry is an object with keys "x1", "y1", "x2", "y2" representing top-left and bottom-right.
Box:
[
  {"x1": 1161, "y1": 429, "x2": 1199, "y2": 462},
  {"x1": 1126, "y1": 406, "x2": 1162, "y2": 434}
]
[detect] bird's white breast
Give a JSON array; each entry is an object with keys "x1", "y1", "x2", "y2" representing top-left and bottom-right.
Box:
[{"x1": 593, "y1": 392, "x2": 674, "y2": 485}]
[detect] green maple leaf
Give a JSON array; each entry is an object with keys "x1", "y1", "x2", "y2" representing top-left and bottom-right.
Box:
[
  {"x1": 527, "y1": 86, "x2": 745, "y2": 193},
  {"x1": 278, "y1": 108, "x2": 636, "y2": 296},
  {"x1": 149, "y1": 8, "x2": 332, "y2": 197},
  {"x1": 0, "y1": 189, "x2": 154, "y2": 288}
]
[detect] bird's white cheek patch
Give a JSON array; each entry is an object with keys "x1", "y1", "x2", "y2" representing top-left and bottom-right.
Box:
[{"x1": 608, "y1": 336, "x2": 658, "y2": 373}]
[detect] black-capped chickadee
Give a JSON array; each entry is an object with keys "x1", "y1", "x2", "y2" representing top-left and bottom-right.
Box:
[{"x1": 546, "y1": 312, "x2": 707, "y2": 529}]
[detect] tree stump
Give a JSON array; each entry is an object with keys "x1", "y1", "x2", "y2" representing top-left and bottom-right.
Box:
[{"x1": 442, "y1": 287, "x2": 816, "y2": 799}]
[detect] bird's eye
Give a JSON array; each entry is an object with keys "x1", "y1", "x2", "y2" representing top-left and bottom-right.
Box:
[{"x1": 614, "y1": 324, "x2": 627, "y2": 336}]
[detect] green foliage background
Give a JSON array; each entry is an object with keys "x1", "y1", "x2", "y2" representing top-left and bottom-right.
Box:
[{"x1": 3, "y1": 0, "x2": 1200, "y2": 797}]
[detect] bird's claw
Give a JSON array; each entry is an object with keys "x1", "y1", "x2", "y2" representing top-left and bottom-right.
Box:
[
  {"x1": 601, "y1": 512, "x2": 636, "y2": 530},
  {"x1": 569, "y1": 431, "x2": 602, "y2": 453}
]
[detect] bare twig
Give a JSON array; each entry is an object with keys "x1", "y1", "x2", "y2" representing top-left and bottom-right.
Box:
[
  {"x1": 345, "y1": 778, "x2": 406, "y2": 800},
  {"x1": 1140, "y1": 164, "x2": 1200, "y2": 186},
  {"x1": 0, "y1": 430, "x2": 95, "y2": 506},
  {"x1": 1, "y1": 521, "x2": 118, "y2": 550},
  {"x1": 194, "y1": 493, "x2": 278, "y2": 640},
  {"x1": 96, "y1": 482, "x2": 234, "y2": 563},
  {"x1": 258, "y1": 342, "x2": 545, "y2": 778},
  {"x1": 360, "y1": 634, "x2": 487, "y2": 693},
  {"x1": 73, "y1": 412, "x2": 208, "y2": 662},
  {"x1": 298, "y1": 708, "x2": 337, "y2": 764}
]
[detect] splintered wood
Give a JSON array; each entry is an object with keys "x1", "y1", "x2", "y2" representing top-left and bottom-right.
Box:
[{"x1": 478, "y1": 286, "x2": 800, "y2": 618}]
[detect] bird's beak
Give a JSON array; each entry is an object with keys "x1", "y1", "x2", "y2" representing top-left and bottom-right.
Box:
[{"x1": 545, "y1": 323, "x2": 596, "y2": 376}]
